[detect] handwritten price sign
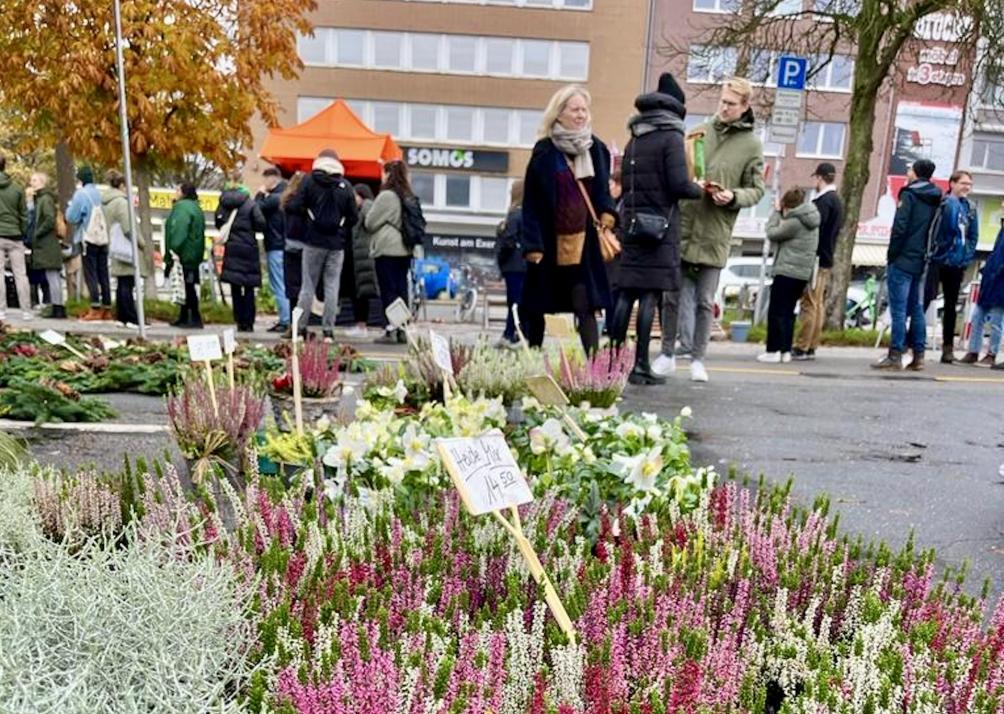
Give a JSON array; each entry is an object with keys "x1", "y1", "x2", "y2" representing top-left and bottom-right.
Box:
[{"x1": 437, "y1": 430, "x2": 533, "y2": 516}]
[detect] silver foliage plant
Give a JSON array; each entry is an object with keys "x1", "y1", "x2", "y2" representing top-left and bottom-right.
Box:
[{"x1": 0, "y1": 523, "x2": 259, "y2": 713}]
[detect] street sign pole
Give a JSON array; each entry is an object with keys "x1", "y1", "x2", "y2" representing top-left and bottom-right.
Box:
[
  {"x1": 113, "y1": 0, "x2": 147, "y2": 339},
  {"x1": 756, "y1": 55, "x2": 808, "y2": 326}
]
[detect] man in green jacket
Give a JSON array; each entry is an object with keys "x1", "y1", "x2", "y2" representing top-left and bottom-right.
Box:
[
  {"x1": 164, "y1": 183, "x2": 206, "y2": 328},
  {"x1": 652, "y1": 77, "x2": 766, "y2": 383},
  {"x1": 0, "y1": 156, "x2": 31, "y2": 320}
]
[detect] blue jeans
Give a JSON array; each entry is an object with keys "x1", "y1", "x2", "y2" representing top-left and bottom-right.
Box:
[
  {"x1": 267, "y1": 249, "x2": 290, "y2": 325},
  {"x1": 887, "y1": 264, "x2": 926, "y2": 354},
  {"x1": 502, "y1": 271, "x2": 525, "y2": 342},
  {"x1": 968, "y1": 304, "x2": 1004, "y2": 355}
]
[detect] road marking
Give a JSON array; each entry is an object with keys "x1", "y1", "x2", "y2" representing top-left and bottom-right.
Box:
[
  {"x1": 709, "y1": 366, "x2": 801, "y2": 377},
  {"x1": 0, "y1": 420, "x2": 168, "y2": 434},
  {"x1": 934, "y1": 375, "x2": 1004, "y2": 384}
]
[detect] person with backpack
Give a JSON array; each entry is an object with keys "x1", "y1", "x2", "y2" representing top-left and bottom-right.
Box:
[
  {"x1": 102, "y1": 170, "x2": 147, "y2": 327},
  {"x1": 349, "y1": 183, "x2": 379, "y2": 338},
  {"x1": 960, "y1": 200, "x2": 1004, "y2": 367},
  {"x1": 873, "y1": 159, "x2": 943, "y2": 371},
  {"x1": 66, "y1": 166, "x2": 112, "y2": 321},
  {"x1": 28, "y1": 172, "x2": 66, "y2": 319},
  {"x1": 164, "y1": 183, "x2": 206, "y2": 328},
  {"x1": 924, "y1": 170, "x2": 978, "y2": 363},
  {"x1": 0, "y1": 155, "x2": 30, "y2": 321},
  {"x1": 366, "y1": 159, "x2": 423, "y2": 345},
  {"x1": 254, "y1": 167, "x2": 290, "y2": 333},
  {"x1": 216, "y1": 177, "x2": 266, "y2": 333},
  {"x1": 496, "y1": 180, "x2": 527, "y2": 348},
  {"x1": 285, "y1": 149, "x2": 358, "y2": 340}
]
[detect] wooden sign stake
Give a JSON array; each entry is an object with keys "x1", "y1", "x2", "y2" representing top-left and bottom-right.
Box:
[
  {"x1": 291, "y1": 307, "x2": 305, "y2": 436},
  {"x1": 512, "y1": 303, "x2": 532, "y2": 356},
  {"x1": 204, "y1": 360, "x2": 219, "y2": 416}
]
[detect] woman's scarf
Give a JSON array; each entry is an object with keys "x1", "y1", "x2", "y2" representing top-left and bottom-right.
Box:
[{"x1": 550, "y1": 123, "x2": 595, "y2": 179}]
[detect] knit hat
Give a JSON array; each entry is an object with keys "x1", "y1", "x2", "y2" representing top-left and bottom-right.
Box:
[
  {"x1": 76, "y1": 166, "x2": 94, "y2": 184},
  {"x1": 657, "y1": 73, "x2": 686, "y2": 105},
  {"x1": 318, "y1": 148, "x2": 339, "y2": 160},
  {"x1": 911, "y1": 159, "x2": 935, "y2": 180}
]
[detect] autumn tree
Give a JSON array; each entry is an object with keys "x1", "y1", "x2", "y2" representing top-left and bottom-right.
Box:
[
  {"x1": 0, "y1": 0, "x2": 315, "y2": 292},
  {"x1": 663, "y1": 0, "x2": 1004, "y2": 328}
]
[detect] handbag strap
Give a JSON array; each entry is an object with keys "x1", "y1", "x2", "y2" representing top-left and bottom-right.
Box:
[{"x1": 564, "y1": 156, "x2": 601, "y2": 226}]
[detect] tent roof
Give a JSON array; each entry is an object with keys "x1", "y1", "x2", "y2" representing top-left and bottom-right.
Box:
[{"x1": 260, "y1": 99, "x2": 402, "y2": 180}]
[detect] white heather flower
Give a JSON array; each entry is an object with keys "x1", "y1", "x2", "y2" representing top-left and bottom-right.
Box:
[{"x1": 680, "y1": 405, "x2": 693, "y2": 418}]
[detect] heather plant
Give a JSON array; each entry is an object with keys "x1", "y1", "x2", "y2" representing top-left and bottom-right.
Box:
[
  {"x1": 167, "y1": 381, "x2": 266, "y2": 480},
  {"x1": 32, "y1": 469, "x2": 123, "y2": 544},
  {"x1": 549, "y1": 345, "x2": 634, "y2": 408},
  {"x1": 272, "y1": 340, "x2": 342, "y2": 399},
  {"x1": 0, "y1": 525, "x2": 257, "y2": 714},
  {"x1": 457, "y1": 340, "x2": 546, "y2": 405}
]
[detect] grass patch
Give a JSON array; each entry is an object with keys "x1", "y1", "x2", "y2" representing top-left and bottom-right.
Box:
[
  {"x1": 66, "y1": 299, "x2": 243, "y2": 325},
  {"x1": 725, "y1": 321, "x2": 889, "y2": 348}
]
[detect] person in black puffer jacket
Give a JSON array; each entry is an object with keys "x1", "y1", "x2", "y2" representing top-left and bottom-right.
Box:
[
  {"x1": 496, "y1": 180, "x2": 526, "y2": 346},
  {"x1": 216, "y1": 179, "x2": 266, "y2": 332},
  {"x1": 609, "y1": 73, "x2": 702, "y2": 385}
]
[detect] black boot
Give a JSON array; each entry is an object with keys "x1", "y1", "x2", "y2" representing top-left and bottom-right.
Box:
[
  {"x1": 626, "y1": 292, "x2": 664, "y2": 386},
  {"x1": 47, "y1": 304, "x2": 67, "y2": 319},
  {"x1": 629, "y1": 363, "x2": 666, "y2": 385},
  {"x1": 171, "y1": 305, "x2": 190, "y2": 327},
  {"x1": 871, "y1": 350, "x2": 903, "y2": 370}
]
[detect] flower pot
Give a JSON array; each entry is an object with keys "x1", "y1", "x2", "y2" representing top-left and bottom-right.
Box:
[
  {"x1": 506, "y1": 402, "x2": 525, "y2": 426},
  {"x1": 270, "y1": 389, "x2": 342, "y2": 430},
  {"x1": 730, "y1": 320, "x2": 752, "y2": 343}
]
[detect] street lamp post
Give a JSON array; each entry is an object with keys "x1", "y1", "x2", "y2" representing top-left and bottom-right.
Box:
[{"x1": 112, "y1": 0, "x2": 147, "y2": 339}]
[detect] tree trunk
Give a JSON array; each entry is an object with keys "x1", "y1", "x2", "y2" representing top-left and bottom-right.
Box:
[
  {"x1": 135, "y1": 158, "x2": 158, "y2": 299},
  {"x1": 54, "y1": 140, "x2": 76, "y2": 209},
  {"x1": 825, "y1": 82, "x2": 883, "y2": 330}
]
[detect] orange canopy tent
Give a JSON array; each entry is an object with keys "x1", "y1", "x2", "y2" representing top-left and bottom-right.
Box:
[{"x1": 260, "y1": 99, "x2": 402, "y2": 180}]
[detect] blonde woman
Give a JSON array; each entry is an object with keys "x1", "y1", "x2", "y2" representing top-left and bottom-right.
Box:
[{"x1": 520, "y1": 84, "x2": 617, "y2": 353}]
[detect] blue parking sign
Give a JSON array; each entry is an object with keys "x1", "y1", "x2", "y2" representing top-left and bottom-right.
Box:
[{"x1": 777, "y1": 55, "x2": 808, "y2": 90}]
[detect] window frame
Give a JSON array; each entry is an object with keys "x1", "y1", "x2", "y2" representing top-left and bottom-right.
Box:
[
  {"x1": 686, "y1": 44, "x2": 738, "y2": 84},
  {"x1": 795, "y1": 121, "x2": 846, "y2": 158}
]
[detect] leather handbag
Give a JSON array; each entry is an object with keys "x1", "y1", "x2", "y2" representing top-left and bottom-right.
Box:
[
  {"x1": 567, "y1": 159, "x2": 621, "y2": 264},
  {"x1": 624, "y1": 146, "x2": 670, "y2": 243}
]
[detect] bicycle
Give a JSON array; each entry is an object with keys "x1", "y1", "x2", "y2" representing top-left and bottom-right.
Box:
[{"x1": 454, "y1": 265, "x2": 479, "y2": 322}]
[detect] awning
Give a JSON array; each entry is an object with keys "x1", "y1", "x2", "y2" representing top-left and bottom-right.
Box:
[
  {"x1": 260, "y1": 99, "x2": 402, "y2": 181},
  {"x1": 852, "y1": 243, "x2": 887, "y2": 267}
]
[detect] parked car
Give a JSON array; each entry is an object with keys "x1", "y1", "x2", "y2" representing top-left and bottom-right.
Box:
[{"x1": 717, "y1": 256, "x2": 772, "y2": 309}]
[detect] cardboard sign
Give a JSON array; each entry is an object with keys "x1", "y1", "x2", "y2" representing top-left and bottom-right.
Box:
[
  {"x1": 186, "y1": 334, "x2": 222, "y2": 362},
  {"x1": 385, "y1": 298, "x2": 411, "y2": 329},
  {"x1": 429, "y1": 330, "x2": 454, "y2": 375},
  {"x1": 437, "y1": 430, "x2": 533, "y2": 516},
  {"x1": 544, "y1": 314, "x2": 576, "y2": 338},
  {"x1": 525, "y1": 374, "x2": 570, "y2": 407},
  {"x1": 221, "y1": 327, "x2": 236, "y2": 355},
  {"x1": 39, "y1": 329, "x2": 66, "y2": 346}
]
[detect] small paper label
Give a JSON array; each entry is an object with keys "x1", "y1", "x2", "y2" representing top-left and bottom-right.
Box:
[
  {"x1": 429, "y1": 330, "x2": 453, "y2": 375},
  {"x1": 525, "y1": 374, "x2": 570, "y2": 407},
  {"x1": 39, "y1": 330, "x2": 66, "y2": 346},
  {"x1": 544, "y1": 314, "x2": 576, "y2": 338},
  {"x1": 437, "y1": 430, "x2": 534, "y2": 516},
  {"x1": 186, "y1": 334, "x2": 223, "y2": 362},
  {"x1": 385, "y1": 298, "x2": 411, "y2": 328},
  {"x1": 221, "y1": 328, "x2": 236, "y2": 355}
]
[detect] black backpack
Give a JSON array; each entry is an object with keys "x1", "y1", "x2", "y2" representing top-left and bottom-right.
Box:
[
  {"x1": 308, "y1": 179, "x2": 349, "y2": 234},
  {"x1": 399, "y1": 194, "x2": 427, "y2": 250}
]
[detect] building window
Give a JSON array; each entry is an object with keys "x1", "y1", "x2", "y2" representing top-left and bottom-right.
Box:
[
  {"x1": 482, "y1": 109, "x2": 511, "y2": 144},
  {"x1": 445, "y1": 106, "x2": 475, "y2": 142},
  {"x1": 379, "y1": 0, "x2": 592, "y2": 8},
  {"x1": 481, "y1": 177, "x2": 511, "y2": 212},
  {"x1": 812, "y1": 0, "x2": 859, "y2": 15},
  {"x1": 796, "y1": 122, "x2": 845, "y2": 157},
  {"x1": 692, "y1": 0, "x2": 739, "y2": 11},
  {"x1": 684, "y1": 114, "x2": 709, "y2": 131},
  {"x1": 412, "y1": 172, "x2": 436, "y2": 206},
  {"x1": 410, "y1": 105, "x2": 439, "y2": 140},
  {"x1": 980, "y1": 70, "x2": 1004, "y2": 107},
  {"x1": 687, "y1": 45, "x2": 738, "y2": 84},
  {"x1": 808, "y1": 54, "x2": 854, "y2": 91},
  {"x1": 747, "y1": 48, "x2": 776, "y2": 86},
  {"x1": 769, "y1": 0, "x2": 802, "y2": 14},
  {"x1": 971, "y1": 138, "x2": 1004, "y2": 172},
  {"x1": 297, "y1": 97, "x2": 334, "y2": 123},
  {"x1": 371, "y1": 102, "x2": 401, "y2": 135},
  {"x1": 300, "y1": 29, "x2": 588, "y2": 81},
  {"x1": 755, "y1": 125, "x2": 784, "y2": 157},
  {"x1": 445, "y1": 175, "x2": 472, "y2": 208},
  {"x1": 372, "y1": 32, "x2": 404, "y2": 68},
  {"x1": 518, "y1": 111, "x2": 541, "y2": 145}
]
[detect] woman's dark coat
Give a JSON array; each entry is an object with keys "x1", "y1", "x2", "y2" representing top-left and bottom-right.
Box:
[
  {"x1": 618, "y1": 92, "x2": 703, "y2": 292},
  {"x1": 216, "y1": 188, "x2": 266, "y2": 288},
  {"x1": 978, "y1": 227, "x2": 1004, "y2": 309},
  {"x1": 521, "y1": 136, "x2": 616, "y2": 312}
]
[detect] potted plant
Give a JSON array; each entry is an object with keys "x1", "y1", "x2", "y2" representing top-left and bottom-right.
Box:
[
  {"x1": 549, "y1": 344, "x2": 634, "y2": 410},
  {"x1": 270, "y1": 339, "x2": 343, "y2": 428}
]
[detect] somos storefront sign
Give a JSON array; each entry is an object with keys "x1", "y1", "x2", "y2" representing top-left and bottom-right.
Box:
[{"x1": 404, "y1": 146, "x2": 509, "y2": 173}]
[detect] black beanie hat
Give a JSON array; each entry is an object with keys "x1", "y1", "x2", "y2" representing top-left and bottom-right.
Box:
[{"x1": 657, "y1": 73, "x2": 686, "y2": 104}]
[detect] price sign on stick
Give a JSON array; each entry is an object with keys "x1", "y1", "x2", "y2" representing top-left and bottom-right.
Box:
[
  {"x1": 186, "y1": 334, "x2": 222, "y2": 415},
  {"x1": 525, "y1": 374, "x2": 588, "y2": 441},
  {"x1": 436, "y1": 429, "x2": 576, "y2": 643},
  {"x1": 221, "y1": 327, "x2": 236, "y2": 389},
  {"x1": 39, "y1": 330, "x2": 88, "y2": 359},
  {"x1": 429, "y1": 329, "x2": 455, "y2": 400},
  {"x1": 544, "y1": 314, "x2": 576, "y2": 339},
  {"x1": 385, "y1": 298, "x2": 411, "y2": 329},
  {"x1": 290, "y1": 308, "x2": 305, "y2": 435}
]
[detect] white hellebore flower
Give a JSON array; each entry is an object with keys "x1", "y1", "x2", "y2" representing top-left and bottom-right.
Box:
[
  {"x1": 402, "y1": 423, "x2": 432, "y2": 470},
  {"x1": 382, "y1": 458, "x2": 408, "y2": 486},
  {"x1": 322, "y1": 427, "x2": 369, "y2": 470},
  {"x1": 624, "y1": 446, "x2": 663, "y2": 493},
  {"x1": 529, "y1": 418, "x2": 571, "y2": 455},
  {"x1": 376, "y1": 379, "x2": 408, "y2": 404},
  {"x1": 680, "y1": 405, "x2": 693, "y2": 419},
  {"x1": 615, "y1": 421, "x2": 644, "y2": 440}
]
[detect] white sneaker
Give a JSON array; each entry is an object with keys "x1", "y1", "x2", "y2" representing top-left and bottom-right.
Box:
[
  {"x1": 22, "y1": 312, "x2": 32, "y2": 321},
  {"x1": 757, "y1": 352, "x2": 782, "y2": 363},
  {"x1": 690, "y1": 360, "x2": 709, "y2": 382},
  {"x1": 344, "y1": 325, "x2": 369, "y2": 338},
  {"x1": 781, "y1": 351, "x2": 792, "y2": 363},
  {"x1": 651, "y1": 353, "x2": 676, "y2": 376}
]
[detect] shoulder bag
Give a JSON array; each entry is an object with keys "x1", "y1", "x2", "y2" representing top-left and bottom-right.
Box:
[
  {"x1": 623, "y1": 145, "x2": 671, "y2": 244},
  {"x1": 566, "y1": 158, "x2": 621, "y2": 264}
]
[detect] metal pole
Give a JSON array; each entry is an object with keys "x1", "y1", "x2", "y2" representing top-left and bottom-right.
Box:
[
  {"x1": 642, "y1": 0, "x2": 658, "y2": 91},
  {"x1": 113, "y1": 0, "x2": 146, "y2": 339},
  {"x1": 754, "y1": 147, "x2": 783, "y2": 325}
]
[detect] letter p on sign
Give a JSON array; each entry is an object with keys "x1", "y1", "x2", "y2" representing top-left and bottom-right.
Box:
[{"x1": 777, "y1": 55, "x2": 808, "y2": 90}]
